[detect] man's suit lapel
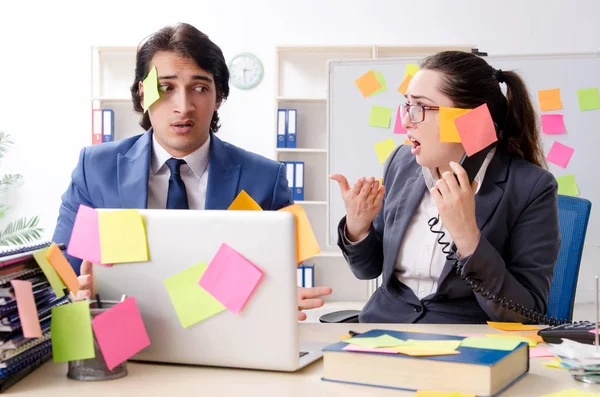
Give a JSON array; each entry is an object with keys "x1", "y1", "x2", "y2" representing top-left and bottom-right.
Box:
[
  {"x1": 117, "y1": 131, "x2": 152, "y2": 209},
  {"x1": 205, "y1": 133, "x2": 241, "y2": 210}
]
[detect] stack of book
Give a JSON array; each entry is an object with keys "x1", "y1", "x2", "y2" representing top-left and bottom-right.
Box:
[{"x1": 0, "y1": 242, "x2": 67, "y2": 391}]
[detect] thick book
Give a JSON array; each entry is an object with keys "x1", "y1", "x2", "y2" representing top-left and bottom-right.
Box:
[{"x1": 321, "y1": 329, "x2": 529, "y2": 397}]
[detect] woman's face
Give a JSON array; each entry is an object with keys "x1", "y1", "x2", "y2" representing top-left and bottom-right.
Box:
[{"x1": 402, "y1": 69, "x2": 465, "y2": 171}]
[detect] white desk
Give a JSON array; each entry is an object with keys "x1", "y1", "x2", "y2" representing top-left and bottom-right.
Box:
[{"x1": 9, "y1": 323, "x2": 600, "y2": 396}]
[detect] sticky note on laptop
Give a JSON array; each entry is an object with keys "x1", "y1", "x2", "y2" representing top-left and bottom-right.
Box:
[
  {"x1": 67, "y1": 204, "x2": 112, "y2": 266},
  {"x1": 99, "y1": 209, "x2": 149, "y2": 264},
  {"x1": 51, "y1": 301, "x2": 95, "y2": 362},
  {"x1": 228, "y1": 190, "x2": 262, "y2": 211},
  {"x1": 278, "y1": 204, "x2": 321, "y2": 263}
]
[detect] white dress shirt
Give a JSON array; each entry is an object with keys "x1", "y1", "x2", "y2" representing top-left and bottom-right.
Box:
[
  {"x1": 147, "y1": 135, "x2": 211, "y2": 210},
  {"x1": 346, "y1": 148, "x2": 496, "y2": 299}
]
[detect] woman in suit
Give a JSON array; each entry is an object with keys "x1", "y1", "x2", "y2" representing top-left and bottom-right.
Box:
[{"x1": 331, "y1": 51, "x2": 560, "y2": 323}]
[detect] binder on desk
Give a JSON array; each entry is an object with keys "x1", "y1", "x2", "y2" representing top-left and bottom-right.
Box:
[
  {"x1": 297, "y1": 264, "x2": 314, "y2": 288},
  {"x1": 297, "y1": 266, "x2": 303, "y2": 288},
  {"x1": 286, "y1": 109, "x2": 297, "y2": 148},
  {"x1": 293, "y1": 162, "x2": 304, "y2": 201},
  {"x1": 92, "y1": 109, "x2": 103, "y2": 145},
  {"x1": 285, "y1": 162, "x2": 295, "y2": 196},
  {"x1": 277, "y1": 109, "x2": 287, "y2": 148},
  {"x1": 102, "y1": 109, "x2": 114, "y2": 142}
]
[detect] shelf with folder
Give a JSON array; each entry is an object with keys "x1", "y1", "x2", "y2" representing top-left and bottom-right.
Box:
[
  {"x1": 276, "y1": 149, "x2": 327, "y2": 154},
  {"x1": 275, "y1": 102, "x2": 326, "y2": 150}
]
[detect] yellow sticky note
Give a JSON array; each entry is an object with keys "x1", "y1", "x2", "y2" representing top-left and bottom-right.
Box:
[
  {"x1": 340, "y1": 333, "x2": 352, "y2": 341},
  {"x1": 485, "y1": 334, "x2": 538, "y2": 347},
  {"x1": 32, "y1": 248, "x2": 65, "y2": 298},
  {"x1": 99, "y1": 210, "x2": 149, "y2": 264},
  {"x1": 393, "y1": 346, "x2": 460, "y2": 357},
  {"x1": 405, "y1": 64, "x2": 420, "y2": 78},
  {"x1": 142, "y1": 65, "x2": 160, "y2": 112},
  {"x1": 370, "y1": 71, "x2": 387, "y2": 96},
  {"x1": 346, "y1": 334, "x2": 410, "y2": 349},
  {"x1": 369, "y1": 106, "x2": 393, "y2": 128},
  {"x1": 487, "y1": 321, "x2": 539, "y2": 332},
  {"x1": 354, "y1": 70, "x2": 382, "y2": 98},
  {"x1": 397, "y1": 74, "x2": 412, "y2": 96},
  {"x1": 538, "y1": 88, "x2": 563, "y2": 112},
  {"x1": 540, "y1": 389, "x2": 599, "y2": 397},
  {"x1": 416, "y1": 391, "x2": 474, "y2": 397},
  {"x1": 228, "y1": 190, "x2": 262, "y2": 211},
  {"x1": 406, "y1": 340, "x2": 462, "y2": 351},
  {"x1": 278, "y1": 204, "x2": 320, "y2": 263},
  {"x1": 439, "y1": 107, "x2": 471, "y2": 142},
  {"x1": 374, "y1": 138, "x2": 397, "y2": 164},
  {"x1": 556, "y1": 174, "x2": 579, "y2": 196},
  {"x1": 460, "y1": 337, "x2": 521, "y2": 351},
  {"x1": 543, "y1": 357, "x2": 565, "y2": 370}
]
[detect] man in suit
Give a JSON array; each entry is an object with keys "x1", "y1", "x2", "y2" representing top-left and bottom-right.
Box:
[{"x1": 52, "y1": 23, "x2": 330, "y2": 320}]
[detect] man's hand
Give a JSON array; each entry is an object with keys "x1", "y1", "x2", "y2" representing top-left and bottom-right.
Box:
[
  {"x1": 297, "y1": 286, "x2": 333, "y2": 321},
  {"x1": 73, "y1": 260, "x2": 94, "y2": 301}
]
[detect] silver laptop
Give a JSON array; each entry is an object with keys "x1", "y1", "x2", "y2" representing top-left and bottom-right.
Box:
[{"x1": 93, "y1": 209, "x2": 325, "y2": 371}]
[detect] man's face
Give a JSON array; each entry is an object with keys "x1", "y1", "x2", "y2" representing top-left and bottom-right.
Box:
[{"x1": 139, "y1": 51, "x2": 220, "y2": 157}]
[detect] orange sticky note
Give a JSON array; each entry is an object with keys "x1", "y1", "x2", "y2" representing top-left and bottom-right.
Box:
[
  {"x1": 487, "y1": 321, "x2": 539, "y2": 332},
  {"x1": 404, "y1": 139, "x2": 412, "y2": 145},
  {"x1": 538, "y1": 88, "x2": 562, "y2": 112},
  {"x1": 454, "y1": 103, "x2": 498, "y2": 156},
  {"x1": 397, "y1": 74, "x2": 412, "y2": 95},
  {"x1": 439, "y1": 107, "x2": 471, "y2": 143},
  {"x1": 46, "y1": 243, "x2": 79, "y2": 294},
  {"x1": 11, "y1": 280, "x2": 42, "y2": 338},
  {"x1": 340, "y1": 333, "x2": 352, "y2": 341},
  {"x1": 228, "y1": 190, "x2": 262, "y2": 211},
  {"x1": 278, "y1": 204, "x2": 320, "y2": 263},
  {"x1": 354, "y1": 70, "x2": 381, "y2": 98}
]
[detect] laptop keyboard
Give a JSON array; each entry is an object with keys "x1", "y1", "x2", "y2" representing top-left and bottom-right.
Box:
[{"x1": 299, "y1": 351, "x2": 309, "y2": 358}]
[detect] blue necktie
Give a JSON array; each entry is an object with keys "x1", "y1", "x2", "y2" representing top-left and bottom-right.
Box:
[{"x1": 166, "y1": 158, "x2": 189, "y2": 209}]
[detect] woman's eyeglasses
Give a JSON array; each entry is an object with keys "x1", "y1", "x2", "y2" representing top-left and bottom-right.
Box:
[{"x1": 400, "y1": 103, "x2": 440, "y2": 123}]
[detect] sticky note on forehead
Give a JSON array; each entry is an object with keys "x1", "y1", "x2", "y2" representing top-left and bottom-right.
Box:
[{"x1": 142, "y1": 65, "x2": 160, "y2": 112}]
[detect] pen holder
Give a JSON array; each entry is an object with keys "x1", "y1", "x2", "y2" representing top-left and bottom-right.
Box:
[{"x1": 67, "y1": 300, "x2": 128, "y2": 381}]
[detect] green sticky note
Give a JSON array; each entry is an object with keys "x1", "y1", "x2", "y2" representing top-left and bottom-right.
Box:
[
  {"x1": 406, "y1": 340, "x2": 462, "y2": 351},
  {"x1": 98, "y1": 210, "x2": 149, "y2": 264},
  {"x1": 460, "y1": 336, "x2": 521, "y2": 351},
  {"x1": 143, "y1": 65, "x2": 160, "y2": 112},
  {"x1": 576, "y1": 88, "x2": 600, "y2": 111},
  {"x1": 369, "y1": 106, "x2": 392, "y2": 128},
  {"x1": 51, "y1": 301, "x2": 95, "y2": 362},
  {"x1": 556, "y1": 174, "x2": 579, "y2": 196},
  {"x1": 369, "y1": 71, "x2": 387, "y2": 96},
  {"x1": 346, "y1": 334, "x2": 411, "y2": 349},
  {"x1": 32, "y1": 248, "x2": 65, "y2": 298},
  {"x1": 164, "y1": 262, "x2": 226, "y2": 328}
]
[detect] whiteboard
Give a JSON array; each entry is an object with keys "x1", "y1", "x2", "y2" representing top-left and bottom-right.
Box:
[{"x1": 327, "y1": 53, "x2": 600, "y2": 247}]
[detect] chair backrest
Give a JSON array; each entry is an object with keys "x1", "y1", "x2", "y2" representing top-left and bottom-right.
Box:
[{"x1": 546, "y1": 195, "x2": 592, "y2": 322}]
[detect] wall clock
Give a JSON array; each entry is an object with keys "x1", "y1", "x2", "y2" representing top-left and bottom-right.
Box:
[{"x1": 228, "y1": 52, "x2": 264, "y2": 89}]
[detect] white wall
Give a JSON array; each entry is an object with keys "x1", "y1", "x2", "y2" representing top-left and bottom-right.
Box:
[{"x1": 1, "y1": 0, "x2": 599, "y2": 302}]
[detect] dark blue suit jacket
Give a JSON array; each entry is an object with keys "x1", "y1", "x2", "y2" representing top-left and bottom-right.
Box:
[
  {"x1": 338, "y1": 145, "x2": 560, "y2": 323},
  {"x1": 52, "y1": 131, "x2": 293, "y2": 274}
]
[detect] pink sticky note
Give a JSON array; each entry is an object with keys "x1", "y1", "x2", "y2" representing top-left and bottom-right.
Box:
[
  {"x1": 530, "y1": 346, "x2": 553, "y2": 358},
  {"x1": 342, "y1": 344, "x2": 398, "y2": 354},
  {"x1": 67, "y1": 205, "x2": 112, "y2": 267},
  {"x1": 394, "y1": 105, "x2": 407, "y2": 134},
  {"x1": 454, "y1": 103, "x2": 498, "y2": 156},
  {"x1": 588, "y1": 329, "x2": 600, "y2": 335},
  {"x1": 11, "y1": 280, "x2": 42, "y2": 338},
  {"x1": 541, "y1": 114, "x2": 566, "y2": 135},
  {"x1": 91, "y1": 297, "x2": 150, "y2": 370},
  {"x1": 547, "y1": 141, "x2": 575, "y2": 168},
  {"x1": 199, "y1": 244, "x2": 263, "y2": 314}
]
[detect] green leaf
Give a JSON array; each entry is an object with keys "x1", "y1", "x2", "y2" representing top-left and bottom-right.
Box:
[
  {"x1": 0, "y1": 174, "x2": 23, "y2": 194},
  {"x1": 0, "y1": 132, "x2": 14, "y2": 158},
  {"x1": 0, "y1": 216, "x2": 44, "y2": 246},
  {"x1": 0, "y1": 205, "x2": 10, "y2": 220}
]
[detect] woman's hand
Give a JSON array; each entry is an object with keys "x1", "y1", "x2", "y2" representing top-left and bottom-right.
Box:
[{"x1": 429, "y1": 161, "x2": 480, "y2": 257}]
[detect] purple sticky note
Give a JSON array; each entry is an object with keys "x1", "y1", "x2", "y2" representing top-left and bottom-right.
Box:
[
  {"x1": 67, "y1": 205, "x2": 112, "y2": 266},
  {"x1": 541, "y1": 114, "x2": 566, "y2": 135},
  {"x1": 394, "y1": 105, "x2": 407, "y2": 134},
  {"x1": 91, "y1": 297, "x2": 151, "y2": 370},
  {"x1": 199, "y1": 244, "x2": 263, "y2": 314},
  {"x1": 547, "y1": 141, "x2": 575, "y2": 168}
]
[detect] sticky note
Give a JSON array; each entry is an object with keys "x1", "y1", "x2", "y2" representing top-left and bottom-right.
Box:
[
  {"x1": 484, "y1": 334, "x2": 538, "y2": 347},
  {"x1": 342, "y1": 344, "x2": 398, "y2": 354},
  {"x1": 32, "y1": 248, "x2": 65, "y2": 298},
  {"x1": 98, "y1": 209, "x2": 149, "y2": 264},
  {"x1": 369, "y1": 106, "x2": 392, "y2": 128},
  {"x1": 439, "y1": 107, "x2": 471, "y2": 143},
  {"x1": 397, "y1": 74, "x2": 412, "y2": 95},
  {"x1": 589, "y1": 328, "x2": 600, "y2": 335},
  {"x1": 91, "y1": 297, "x2": 150, "y2": 370},
  {"x1": 354, "y1": 70, "x2": 382, "y2": 98},
  {"x1": 374, "y1": 138, "x2": 397, "y2": 164},
  {"x1": 487, "y1": 321, "x2": 540, "y2": 331},
  {"x1": 67, "y1": 204, "x2": 112, "y2": 266},
  {"x1": 556, "y1": 174, "x2": 579, "y2": 196},
  {"x1": 576, "y1": 88, "x2": 600, "y2": 111},
  {"x1": 142, "y1": 65, "x2": 160, "y2": 112},
  {"x1": 51, "y1": 301, "x2": 95, "y2": 362},
  {"x1": 164, "y1": 262, "x2": 225, "y2": 328},
  {"x1": 393, "y1": 346, "x2": 460, "y2": 356},
  {"x1": 199, "y1": 244, "x2": 263, "y2": 314},
  {"x1": 340, "y1": 333, "x2": 352, "y2": 341},
  {"x1": 541, "y1": 114, "x2": 566, "y2": 135},
  {"x1": 454, "y1": 103, "x2": 498, "y2": 156},
  {"x1": 370, "y1": 71, "x2": 387, "y2": 96},
  {"x1": 416, "y1": 391, "x2": 474, "y2": 397},
  {"x1": 530, "y1": 346, "x2": 553, "y2": 358},
  {"x1": 404, "y1": 139, "x2": 412, "y2": 145},
  {"x1": 405, "y1": 64, "x2": 420, "y2": 78},
  {"x1": 547, "y1": 141, "x2": 575, "y2": 168},
  {"x1": 278, "y1": 204, "x2": 321, "y2": 263},
  {"x1": 543, "y1": 357, "x2": 565, "y2": 369},
  {"x1": 346, "y1": 334, "x2": 409, "y2": 348},
  {"x1": 393, "y1": 106, "x2": 407, "y2": 134},
  {"x1": 540, "y1": 389, "x2": 599, "y2": 397},
  {"x1": 46, "y1": 243, "x2": 79, "y2": 294},
  {"x1": 460, "y1": 337, "x2": 522, "y2": 351},
  {"x1": 405, "y1": 340, "x2": 462, "y2": 351},
  {"x1": 228, "y1": 190, "x2": 262, "y2": 211},
  {"x1": 11, "y1": 280, "x2": 41, "y2": 338},
  {"x1": 538, "y1": 88, "x2": 563, "y2": 112}
]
